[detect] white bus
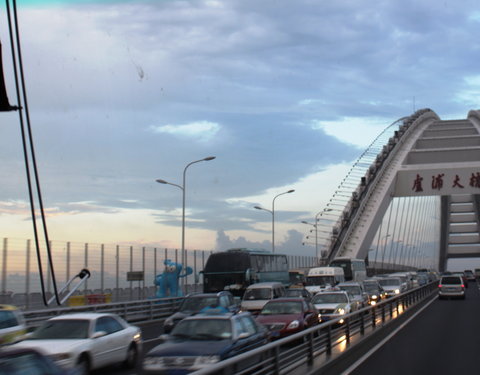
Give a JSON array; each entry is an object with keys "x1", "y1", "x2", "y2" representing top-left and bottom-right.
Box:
[
  {"x1": 329, "y1": 258, "x2": 367, "y2": 282},
  {"x1": 305, "y1": 267, "x2": 345, "y2": 295}
]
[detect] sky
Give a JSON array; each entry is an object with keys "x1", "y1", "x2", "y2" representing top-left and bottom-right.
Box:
[{"x1": 1, "y1": 0, "x2": 480, "y2": 260}]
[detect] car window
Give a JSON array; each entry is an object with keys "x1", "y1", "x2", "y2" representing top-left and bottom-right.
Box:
[
  {"x1": 441, "y1": 276, "x2": 462, "y2": 284},
  {"x1": 239, "y1": 316, "x2": 257, "y2": 335},
  {"x1": 95, "y1": 317, "x2": 124, "y2": 334},
  {"x1": 219, "y1": 295, "x2": 229, "y2": 308},
  {"x1": 29, "y1": 319, "x2": 89, "y2": 340},
  {"x1": 0, "y1": 311, "x2": 19, "y2": 329}
]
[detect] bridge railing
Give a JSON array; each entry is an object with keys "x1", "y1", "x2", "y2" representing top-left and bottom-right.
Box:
[
  {"x1": 191, "y1": 281, "x2": 438, "y2": 375},
  {"x1": 23, "y1": 296, "x2": 183, "y2": 328}
]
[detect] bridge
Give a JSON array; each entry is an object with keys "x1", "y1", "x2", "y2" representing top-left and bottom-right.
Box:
[{"x1": 3, "y1": 108, "x2": 480, "y2": 374}]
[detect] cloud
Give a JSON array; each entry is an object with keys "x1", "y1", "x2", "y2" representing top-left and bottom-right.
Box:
[{"x1": 149, "y1": 121, "x2": 220, "y2": 142}]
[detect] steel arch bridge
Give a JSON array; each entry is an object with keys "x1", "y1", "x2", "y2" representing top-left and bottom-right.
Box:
[{"x1": 308, "y1": 109, "x2": 480, "y2": 272}]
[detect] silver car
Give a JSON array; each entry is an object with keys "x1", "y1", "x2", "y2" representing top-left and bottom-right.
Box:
[{"x1": 438, "y1": 276, "x2": 465, "y2": 299}]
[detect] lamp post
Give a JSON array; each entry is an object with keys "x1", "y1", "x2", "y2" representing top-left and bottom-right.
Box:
[
  {"x1": 254, "y1": 189, "x2": 295, "y2": 253},
  {"x1": 156, "y1": 156, "x2": 216, "y2": 290}
]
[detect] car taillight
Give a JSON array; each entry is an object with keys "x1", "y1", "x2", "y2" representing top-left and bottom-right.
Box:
[
  {"x1": 438, "y1": 284, "x2": 442, "y2": 288},
  {"x1": 461, "y1": 284, "x2": 465, "y2": 288}
]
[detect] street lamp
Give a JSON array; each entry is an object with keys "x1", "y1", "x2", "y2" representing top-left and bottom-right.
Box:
[
  {"x1": 254, "y1": 189, "x2": 295, "y2": 253},
  {"x1": 156, "y1": 156, "x2": 216, "y2": 288}
]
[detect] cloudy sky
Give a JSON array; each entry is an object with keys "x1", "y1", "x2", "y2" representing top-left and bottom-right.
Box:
[{"x1": 1, "y1": 0, "x2": 480, "y2": 257}]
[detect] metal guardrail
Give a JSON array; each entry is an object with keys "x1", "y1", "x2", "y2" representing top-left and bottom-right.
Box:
[
  {"x1": 191, "y1": 281, "x2": 438, "y2": 375},
  {"x1": 23, "y1": 296, "x2": 184, "y2": 328}
]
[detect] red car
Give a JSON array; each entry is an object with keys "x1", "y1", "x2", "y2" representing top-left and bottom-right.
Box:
[{"x1": 255, "y1": 297, "x2": 319, "y2": 340}]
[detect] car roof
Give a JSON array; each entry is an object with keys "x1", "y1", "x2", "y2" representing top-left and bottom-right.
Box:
[
  {"x1": 265, "y1": 297, "x2": 306, "y2": 303},
  {"x1": 314, "y1": 290, "x2": 348, "y2": 295},
  {"x1": 246, "y1": 282, "x2": 283, "y2": 288},
  {"x1": 0, "y1": 304, "x2": 20, "y2": 311},
  {"x1": 337, "y1": 282, "x2": 362, "y2": 286},
  {"x1": 182, "y1": 312, "x2": 239, "y2": 321},
  {"x1": 49, "y1": 312, "x2": 118, "y2": 320}
]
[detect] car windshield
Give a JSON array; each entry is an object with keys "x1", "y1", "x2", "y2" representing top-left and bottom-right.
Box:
[
  {"x1": 180, "y1": 297, "x2": 219, "y2": 312},
  {"x1": 28, "y1": 320, "x2": 90, "y2": 340},
  {"x1": 339, "y1": 286, "x2": 361, "y2": 295},
  {"x1": 306, "y1": 276, "x2": 335, "y2": 287},
  {"x1": 363, "y1": 284, "x2": 379, "y2": 292},
  {"x1": 243, "y1": 288, "x2": 272, "y2": 300},
  {"x1": 171, "y1": 319, "x2": 232, "y2": 340},
  {"x1": 285, "y1": 290, "x2": 306, "y2": 298},
  {"x1": 312, "y1": 294, "x2": 347, "y2": 304},
  {"x1": 378, "y1": 278, "x2": 400, "y2": 287},
  {"x1": 0, "y1": 311, "x2": 19, "y2": 329},
  {"x1": 260, "y1": 301, "x2": 303, "y2": 315}
]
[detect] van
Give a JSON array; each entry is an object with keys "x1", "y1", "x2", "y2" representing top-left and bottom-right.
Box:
[
  {"x1": 305, "y1": 267, "x2": 345, "y2": 295},
  {"x1": 240, "y1": 282, "x2": 285, "y2": 314}
]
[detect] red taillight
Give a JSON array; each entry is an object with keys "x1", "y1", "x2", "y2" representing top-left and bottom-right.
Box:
[
  {"x1": 461, "y1": 284, "x2": 465, "y2": 288},
  {"x1": 438, "y1": 284, "x2": 442, "y2": 288}
]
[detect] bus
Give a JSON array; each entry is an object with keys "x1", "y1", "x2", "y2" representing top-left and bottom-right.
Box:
[
  {"x1": 305, "y1": 267, "x2": 345, "y2": 294},
  {"x1": 202, "y1": 248, "x2": 290, "y2": 297},
  {"x1": 329, "y1": 258, "x2": 367, "y2": 282}
]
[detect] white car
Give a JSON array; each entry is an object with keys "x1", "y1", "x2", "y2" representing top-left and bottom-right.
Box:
[
  {"x1": 311, "y1": 291, "x2": 354, "y2": 324},
  {"x1": 11, "y1": 312, "x2": 142, "y2": 374}
]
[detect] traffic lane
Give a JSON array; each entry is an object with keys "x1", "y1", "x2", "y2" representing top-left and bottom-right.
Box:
[
  {"x1": 350, "y1": 281, "x2": 480, "y2": 375},
  {"x1": 92, "y1": 320, "x2": 165, "y2": 375}
]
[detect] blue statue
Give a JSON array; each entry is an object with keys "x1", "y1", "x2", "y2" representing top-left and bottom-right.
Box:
[{"x1": 154, "y1": 259, "x2": 193, "y2": 298}]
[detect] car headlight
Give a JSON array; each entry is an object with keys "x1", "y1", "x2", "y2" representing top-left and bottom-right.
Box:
[
  {"x1": 394, "y1": 289, "x2": 400, "y2": 294},
  {"x1": 371, "y1": 295, "x2": 377, "y2": 299},
  {"x1": 287, "y1": 320, "x2": 300, "y2": 330},
  {"x1": 50, "y1": 353, "x2": 72, "y2": 361},
  {"x1": 133, "y1": 332, "x2": 142, "y2": 342},
  {"x1": 194, "y1": 355, "x2": 220, "y2": 366},
  {"x1": 335, "y1": 308, "x2": 345, "y2": 315}
]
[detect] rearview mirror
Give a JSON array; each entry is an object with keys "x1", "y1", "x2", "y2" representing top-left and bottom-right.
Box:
[{"x1": 91, "y1": 331, "x2": 107, "y2": 339}]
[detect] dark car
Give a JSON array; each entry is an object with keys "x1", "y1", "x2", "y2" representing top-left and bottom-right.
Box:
[
  {"x1": 143, "y1": 312, "x2": 269, "y2": 374},
  {"x1": 0, "y1": 347, "x2": 75, "y2": 375},
  {"x1": 362, "y1": 279, "x2": 386, "y2": 305},
  {"x1": 255, "y1": 297, "x2": 319, "y2": 339},
  {"x1": 163, "y1": 291, "x2": 238, "y2": 333},
  {"x1": 284, "y1": 288, "x2": 312, "y2": 301}
]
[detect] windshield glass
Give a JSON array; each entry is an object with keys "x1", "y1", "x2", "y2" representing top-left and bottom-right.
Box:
[
  {"x1": 363, "y1": 283, "x2": 379, "y2": 292},
  {"x1": 312, "y1": 293, "x2": 347, "y2": 304},
  {"x1": 378, "y1": 278, "x2": 401, "y2": 287},
  {"x1": 339, "y1": 286, "x2": 361, "y2": 295},
  {"x1": 180, "y1": 297, "x2": 219, "y2": 312},
  {"x1": 306, "y1": 276, "x2": 335, "y2": 286},
  {"x1": 243, "y1": 288, "x2": 272, "y2": 300},
  {"x1": 260, "y1": 301, "x2": 302, "y2": 315},
  {"x1": 29, "y1": 320, "x2": 89, "y2": 339},
  {"x1": 172, "y1": 319, "x2": 231, "y2": 340}
]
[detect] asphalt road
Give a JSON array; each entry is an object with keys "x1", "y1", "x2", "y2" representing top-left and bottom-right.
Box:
[{"x1": 347, "y1": 280, "x2": 480, "y2": 375}]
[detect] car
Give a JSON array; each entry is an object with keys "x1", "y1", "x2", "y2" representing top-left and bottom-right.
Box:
[
  {"x1": 375, "y1": 277, "x2": 403, "y2": 297},
  {"x1": 142, "y1": 311, "x2": 269, "y2": 374},
  {"x1": 255, "y1": 297, "x2": 319, "y2": 339},
  {"x1": 438, "y1": 275, "x2": 465, "y2": 299},
  {"x1": 163, "y1": 291, "x2": 238, "y2": 333},
  {"x1": 11, "y1": 312, "x2": 142, "y2": 375},
  {"x1": 240, "y1": 282, "x2": 286, "y2": 314},
  {"x1": 284, "y1": 288, "x2": 313, "y2": 301},
  {"x1": 311, "y1": 291, "x2": 354, "y2": 324},
  {"x1": 464, "y1": 270, "x2": 475, "y2": 282},
  {"x1": 336, "y1": 282, "x2": 369, "y2": 309},
  {"x1": 361, "y1": 279, "x2": 386, "y2": 305},
  {"x1": 0, "y1": 304, "x2": 26, "y2": 345},
  {"x1": 0, "y1": 346, "x2": 77, "y2": 375}
]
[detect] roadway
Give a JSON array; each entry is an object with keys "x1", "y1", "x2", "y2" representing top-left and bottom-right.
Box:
[{"x1": 340, "y1": 280, "x2": 480, "y2": 375}]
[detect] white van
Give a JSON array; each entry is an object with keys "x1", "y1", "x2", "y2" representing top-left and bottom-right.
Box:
[
  {"x1": 240, "y1": 282, "x2": 285, "y2": 314},
  {"x1": 305, "y1": 267, "x2": 345, "y2": 295}
]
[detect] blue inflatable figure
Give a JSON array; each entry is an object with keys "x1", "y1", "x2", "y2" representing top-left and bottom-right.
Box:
[{"x1": 154, "y1": 259, "x2": 193, "y2": 298}]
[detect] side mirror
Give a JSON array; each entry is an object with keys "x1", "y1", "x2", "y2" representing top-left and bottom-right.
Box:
[
  {"x1": 238, "y1": 332, "x2": 250, "y2": 339},
  {"x1": 91, "y1": 331, "x2": 107, "y2": 339}
]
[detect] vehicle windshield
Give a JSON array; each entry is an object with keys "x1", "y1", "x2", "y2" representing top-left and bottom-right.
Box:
[
  {"x1": 339, "y1": 286, "x2": 361, "y2": 295},
  {"x1": 285, "y1": 289, "x2": 305, "y2": 298},
  {"x1": 378, "y1": 278, "x2": 401, "y2": 287},
  {"x1": 243, "y1": 288, "x2": 272, "y2": 300},
  {"x1": 180, "y1": 297, "x2": 219, "y2": 312},
  {"x1": 28, "y1": 320, "x2": 90, "y2": 340},
  {"x1": 306, "y1": 275, "x2": 335, "y2": 287},
  {"x1": 0, "y1": 311, "x2": 19, "y2": 329},
  {"x1": 260, "y1": 301, "x2": 303, "y2": 315},
  {"x1": 312, "y1": 293, "x2": 347, "y2": 304},
  {"x1": 363, "y1": 283, "x2": 379, "y2": 292},
  {"x1": 171, "y1": 319, "x2": 232, "y2": 340}
]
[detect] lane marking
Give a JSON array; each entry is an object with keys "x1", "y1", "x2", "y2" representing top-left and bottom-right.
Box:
[{"x1": 341, "y1": 295, "x2": 437, "y2": 375}]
